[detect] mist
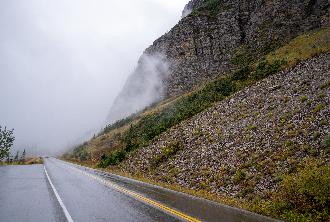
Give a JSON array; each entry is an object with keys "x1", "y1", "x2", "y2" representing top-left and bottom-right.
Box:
[
  {"x1": 0, "y1": 0, "x2": 188, "y2": 155},
  {"x1": 107, "y1": 53, "x2": 170, "y2": 123}
]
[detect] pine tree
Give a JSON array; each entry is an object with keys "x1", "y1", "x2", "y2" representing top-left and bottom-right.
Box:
[
  {"x1": 21, "y1": 149, "x2": 26, "y2": 163},
  {"x1": 0, "y1": 126, "x2": 15, "y2": 161}
]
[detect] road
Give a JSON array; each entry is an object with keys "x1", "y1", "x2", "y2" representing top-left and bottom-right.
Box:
[{"x1": 0, "y1": 158, "x2": 278, "y2": 222}]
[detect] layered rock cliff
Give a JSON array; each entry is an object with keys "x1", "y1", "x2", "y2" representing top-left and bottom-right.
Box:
[{"x1": 107, "y1": 0, "x2": 330, "y2": 123}]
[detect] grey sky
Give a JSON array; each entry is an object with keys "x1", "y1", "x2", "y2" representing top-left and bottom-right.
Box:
[{"x1": 0, "y1": 0, "x2": 187, "y2": 155}]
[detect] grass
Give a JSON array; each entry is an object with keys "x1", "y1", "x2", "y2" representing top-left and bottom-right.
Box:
[
  {"x1": 0, "y1": 157, "x2": 43, "y2": 165},
  {"x1": 266, "y1": 27, "x2": 330, "y2": 67}
]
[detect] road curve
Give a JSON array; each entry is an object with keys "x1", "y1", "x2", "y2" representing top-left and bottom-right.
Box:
[{"x1": 43, "y1": 158, "x2": 278, "y2": 222}]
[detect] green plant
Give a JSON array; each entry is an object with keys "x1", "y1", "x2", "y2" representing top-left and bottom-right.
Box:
[
  {"x1": 312, "y1": 131, "x2": 321, "y2": 140},
  {"x1": 323, "y1": 134, "x2": 330, "y2": 148},
  {"x1": 252, "y1": 59, "x2": 286, "y2": 80},
  {"x1": 247, "y1": 125, "x2": 257, "y2": 131},
  {"x1": 300, "y1": 95, "x2": 308, "y2": 103},
  {"x1": 97, "y1": 149, "x2": 127, "y2": 168},
  {"x1": 234, "y1": 170, "x2": 247, "y2": 184},
  {"x1": 320, "y1": 80, "x2": 330, "y2": 90},
  {"x1": 312, "y1": 103, "x2": 326, "y2": 113},
  {"x1": 0, "y1": 126, "x2": 15, "y2": 161},
  {"x1": 153, "y1": 141, "x2": 184, "y2": 166},
  {"x1": 192, "y1": 0, "x2": 227, "y2": 18},
  {"x1": 232, "y1": 66, "x2": 251, "y2": 81},
  {"x1": 273, "y1": 163, "x2": 330, "y2": 221}
]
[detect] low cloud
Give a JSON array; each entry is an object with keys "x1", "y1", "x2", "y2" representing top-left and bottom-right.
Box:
[{"x1": 107, "y1": 53, "x2": 170, "y2": 123}]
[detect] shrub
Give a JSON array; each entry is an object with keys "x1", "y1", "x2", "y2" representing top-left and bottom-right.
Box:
[
  {"x1": 232, "y1": 66, "x2": 251, "y2": 81},
  {"x1": 194, "y1": 0, "x2": 223, "y2": 18},
  {"x1": 301, "y1": 96, "x2": 308, "y2": 103},
  {"x1": 323, "y1": 134, "x2": 330, "y2": 148},
  {"x1": 97, "y1": 149, "x2": 127, "y2": 168},
  {"x1": 153, "y1": 141, "x2": 184, "y2": 166},
  {"x1": 234, "y1": 170, "x2": 247, "y2": 184},
  {"x1": 252, "y1": 59, "x2": 286, "y2": 80},
  {"x1": 312, "y1": 103, "x2": 326, "y2": 113},
  {"x1": 320, "y1": 80, "x2": 330, "y2": 90},
  {"x1": 273, "y1": 163, "x2": 330, "y2": 221}
]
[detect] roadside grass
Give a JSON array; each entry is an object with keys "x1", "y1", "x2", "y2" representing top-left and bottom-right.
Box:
[
  {"x1": 0, "y1": 157, "x2": 43, "y2": 166},
  {"x1": 63, "y1": 158, "x2": 248, "y2": 211}
]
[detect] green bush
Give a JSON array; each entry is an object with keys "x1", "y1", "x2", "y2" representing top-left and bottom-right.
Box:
[
  {"x1": 97, "y1": 149, "x2": 127, "y2": 168},
  {"x1": 153, "y1": 141, "x2": 184, "y2": 166},
  {"x1": 252, "y1": 59, "x2": 286, "y2": 80},
  {"x1": 273, "y1": 163, "x2": 330, "y2": 221},
  {"x1": 234, "y1": 170, "x2": 247, "y2": 184},
  {"x1": 323, "y1": 134, "x2": 330, "y2": 148},
  {"x1": 232, "y1": 66, "x2": 251, "y2": 81}
]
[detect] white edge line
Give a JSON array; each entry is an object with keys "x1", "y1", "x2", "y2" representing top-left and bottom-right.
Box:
[{"x1": 44, "y1": 165, "x2": 74, "y2": 222}]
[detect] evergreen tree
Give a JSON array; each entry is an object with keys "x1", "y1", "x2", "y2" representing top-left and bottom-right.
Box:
[
  {"x1": 21, "y1": 149, "x2": 26, "y2": 163},
  {"x1": 0, "y1": 126, "x2": 15, "y2": 161}
]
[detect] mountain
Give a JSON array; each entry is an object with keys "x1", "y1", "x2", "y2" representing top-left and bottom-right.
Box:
[
  {"x1": 65, "y1": 0, "x2": 330, "y2": 221},
  {"x1": 107, "y1": 0, "x2": 329, "y2": 123}
]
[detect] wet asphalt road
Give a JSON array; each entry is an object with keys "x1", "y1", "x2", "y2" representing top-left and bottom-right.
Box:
[
  {"x1": 0, "y1": 164, "x2": 65, "y2": 222},
  {"x1": 0, "y1": 158, "x2": 278, "y2": 222}
]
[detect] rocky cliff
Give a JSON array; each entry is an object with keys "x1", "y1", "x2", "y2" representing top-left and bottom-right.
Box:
[{"x1": 108, "y1": 0, "x2": 330, "y2": 123}]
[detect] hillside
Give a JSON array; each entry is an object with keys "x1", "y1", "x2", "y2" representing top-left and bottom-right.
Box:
[
  {"x1": 107, "y1": 0, "x2": 330, "y2": 122},
  {"x1": 64, "y1": 0, "x2": 330, "y2": 221},
  {"x1": 121, "y1": 52, "x2": 330, "y2": 220}
]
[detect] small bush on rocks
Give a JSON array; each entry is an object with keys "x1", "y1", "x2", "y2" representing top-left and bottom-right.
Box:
[
  {"x1": 153, "y1": 141, "x2": 184, "y2": 166},
  {"x1": 273, "y1": 163, "x2": 330, "y2": 221}
]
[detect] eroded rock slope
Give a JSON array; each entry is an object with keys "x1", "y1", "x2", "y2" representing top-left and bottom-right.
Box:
[{"x1": 121, "y1": 53, "x2": 330, "y2": 198}]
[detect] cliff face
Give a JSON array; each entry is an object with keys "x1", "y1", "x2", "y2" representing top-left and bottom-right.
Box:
[
  {"x1": 182, "y1": 0, "x2": 204, "y2": 17},
  {"x1": 108, "y1": 0, "x2": 330, "y2": 122}
]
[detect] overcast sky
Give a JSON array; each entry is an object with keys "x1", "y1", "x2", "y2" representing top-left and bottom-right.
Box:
[{"x1": 0, "y1": 0, "x2": 188, "y2": 155}]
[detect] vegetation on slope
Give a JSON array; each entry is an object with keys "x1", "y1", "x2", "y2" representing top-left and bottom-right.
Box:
[
  {"x1": 95, "y1": 27, "x2": 329, "y2": 168},
  {"x1": 67, "y1": 27, "x2": 330, "y2": 166},
  {"x1": 251, "y1": 159, "x2": 330, "y2": 221},
  {"x1": 191, "y1": 0, "x2": 229, "y2": 18}
]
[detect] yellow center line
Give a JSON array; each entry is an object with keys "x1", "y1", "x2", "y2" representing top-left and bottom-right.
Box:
[{"x1": 67, "y1": 164, "x2": 201, "y2": 222}]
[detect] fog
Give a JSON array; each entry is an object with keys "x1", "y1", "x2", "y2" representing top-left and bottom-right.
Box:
[
  {"x1": 0, "y1": 0, "x2": 188, "y2": 155},
  {"x1": 107, "y1": 53, "x2": 170, "y2": 123}
]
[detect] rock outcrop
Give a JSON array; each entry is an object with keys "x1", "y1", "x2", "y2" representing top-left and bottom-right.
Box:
[
  {"x1": 182, "y1": 0, "x2": 204, "y2": 18},
  {"x1": 108, "y1": 0, "x2": 330, "y2": 122}
]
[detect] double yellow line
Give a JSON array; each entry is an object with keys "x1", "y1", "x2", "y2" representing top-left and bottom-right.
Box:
[{"x1": 68, "y1": 164, "x2": 201, "y2": 222}]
